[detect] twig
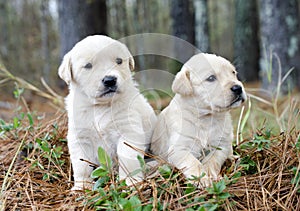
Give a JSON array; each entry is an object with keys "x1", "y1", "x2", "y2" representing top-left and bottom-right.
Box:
[{"x1": 1, "y1": 131, "x2": 27, "y2": 198}]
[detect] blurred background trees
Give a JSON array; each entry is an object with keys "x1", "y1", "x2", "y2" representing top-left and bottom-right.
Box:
[
  {"x1": 0, "y1": 0, "x2": 300, "y2": 95},
  {"x1": 234, "y1": 0, "x2": 259, "y2": 82},
  {"x1": 259, "y1": 0, "x2": 300, "y2": 94},
  {"x1": 58, "y1": 0, "x2": 107, "y2": 59}
]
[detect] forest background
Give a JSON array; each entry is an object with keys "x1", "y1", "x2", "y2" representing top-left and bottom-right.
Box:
[{"x1": 1, "y1": 0, "x2": 300, "y2": 96}]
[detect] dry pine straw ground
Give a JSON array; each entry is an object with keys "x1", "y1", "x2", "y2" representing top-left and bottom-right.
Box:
[{"x1": 0, "y1": 111, "x2": 299, "y2": 210}]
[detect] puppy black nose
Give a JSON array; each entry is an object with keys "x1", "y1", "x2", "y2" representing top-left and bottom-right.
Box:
[
  {"x1": 102, "y1": 76, "x2": 117, "y2": 87},
  {"x1": 231, "y1": 85, "x2": 242, "y2": 95}
]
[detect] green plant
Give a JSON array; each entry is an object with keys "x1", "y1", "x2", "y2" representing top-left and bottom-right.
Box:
[
  {"x1": 0, "y1": 112, "x2": 34, "y2": 139},
  {"x1": 19, "y1": 121, "x2": 66, "y2": 181},
  {"x1": 91, "y1": 147, "x2": 113, "y2": 189},
  {"x1": 236, "y1": 98, "x2": 251, "y2": 145},
  {"x1": 183, "y1": 178, "x2": 232, "y2": 211},
  {"x1": 194, "y1": 180, "x2": 230, "y2": 211},
  {"x1": 291, "y1": 166, "x2": 300, "y2": 193},
  {"x1": 240, "y1": 129, "x2": 272, "y2": 152},
  {"x1": 87, "y1": 185, "x2": 143, "y2": 211},
  {"x1": 30, "y1": 133, "x2": 65, "y2": 180},
  {"x1": 239, "y1": 155, "x2": 257, "y2": 174},
  {"x1": 87, "y1": 147, "x2": 145, "y2": 210}
]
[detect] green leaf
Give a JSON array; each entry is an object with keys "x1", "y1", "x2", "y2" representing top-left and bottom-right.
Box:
[
  {"x1": 92, "y1": 195, "x2": 105, "y2": 206},
  {"x1": 229, "y1": 172, "x2": 241, "y2": 184},
  {"x1": 97, "y1": 147, "x2": 112, "y2": 171},
  {"x1": 53, "y1": 146, "x2": 63, "y2": 159},
  {"x1": 158, "y1": 164, "x2": 172, "y2": 178},
  {"x1": 13, "y1": 87, "x2": 24, "y2": 98},
  {"x1": 40, "y1": 141, "x2": 51, "y2": 152},
  {"x1": 42, "y1": 173, "x2": 49, "y2": 180},
  {"x1": 27, "y1": 113, "x2": 34, "y2": 126},
  {"x1": 91, "y1": 166, "x2": 109, "y2": 178},
  {"x1": 120, "y1": 191, "x2": 128, "y2": 198},
  {"x1": 203, "y1": 203, "x2": 218, "y2": 211},
  {"x1": 92, "y1": 175, "x2": 110, "y2": 190},
  {"x1": 97, "y1": 187, "x2": 107, "y2": 196},
  {"x1": 198, "y1": 206, "x2": 206, "y2": 211},
  {"x1": 240, "y1": 156, "x2": 257, "y2": 173},
  {"x1": 295, "y1": 139, "x2": 300, "y2": 151},
  {"x1": 265, "y1": 129, "x2": 271, "y2": 139},
  {"x1": 13, "y1": 117, "x2": 20, "y2": 129},
  {"x1": 291, "y1": 167, "x2": 300, "y2": 186},
  {"x1": 185, "y1": 183, "x2": 196, "y2": 195},
  {"x1": 0, "y1": 130, "x2": 5, "y2": 137},
  {"x1": 207, "y1": 204, "x2": 218, "y2": 211},
  {"x1": 0, "y1": 119, "x2": 13, "y2": 132},
  {"x1": 129, "y1": 196, "x2": 142, "y2": 211},
  {"x1": 119, "y1": 198, "x2": 132, "y2": 211},
  {"x1": 214, "y1": 180, "x2": 226, "y2": 193},
  {"x1": 142, "y1": 204, "x2": 153, "y2": 211},
  {"x1": 137, "y1": 155, "x2": 145, "y2": 169},
  {"x1": 218, "y1": 192, "x2": 231, "y2": 199}
]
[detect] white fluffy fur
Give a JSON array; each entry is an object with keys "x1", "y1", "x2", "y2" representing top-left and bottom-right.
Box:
[
  {"x1": 58, "y1": 35, "x2": 156, "y2": 190},
  {"x1": 151, "y1": 53, "x2": 247, "y2": 188}
]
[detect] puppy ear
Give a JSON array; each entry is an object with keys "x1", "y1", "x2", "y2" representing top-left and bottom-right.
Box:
[
  {"x1": 58, "y1": 52, "x2": 73, "y2": 85},
  {"x1": 129, "y1": 56, "x2": 135, "y2": 71},
  {"x1": 172, "y1": 67, "x2": 193, "y2": 96}
]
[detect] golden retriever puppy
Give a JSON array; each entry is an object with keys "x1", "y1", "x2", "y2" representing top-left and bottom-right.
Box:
[
  {"x1": 58, "y1": 35, "x2": 156, "y2": 190},
  {"x1": 151, "y1": 53, "x2": 246, "y2": 187}
]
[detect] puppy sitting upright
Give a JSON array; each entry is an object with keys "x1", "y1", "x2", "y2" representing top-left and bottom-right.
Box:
[
  {"x1": 151, "y1": 53, "x2": 246, "y2": 187},
  {"x1": 58, "y1": 35, "x2": 156, "y2": 190}
]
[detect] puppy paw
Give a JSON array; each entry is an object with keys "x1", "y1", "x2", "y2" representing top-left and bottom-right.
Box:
[
  {"x1": 71, "y1": 186, "x2": 82, "y2": 191},
  {"x1": 199, "y1": 176, "x2": 213, "y2": 188},
  {"x1": 71, "y1": 181, "x2": 93, "y2": 191}
]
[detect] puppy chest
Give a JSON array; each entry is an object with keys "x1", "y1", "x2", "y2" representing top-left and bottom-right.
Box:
[{"x1": 189, "y1": 127, "x2": 231, "y2": 158}]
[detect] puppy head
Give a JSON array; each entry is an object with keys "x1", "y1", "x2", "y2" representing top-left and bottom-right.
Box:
[
  {"x1": 58, "y1": 35, "x2": 135, "y2": 102},
  {"x1": 172, "y1": 53, "x2": 246, "y2": 111}
]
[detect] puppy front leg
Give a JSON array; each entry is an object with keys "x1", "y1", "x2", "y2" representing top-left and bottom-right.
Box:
[
  {"x1": 168, "y1": 146, "x2": 213, "y2": 187},
  {"x1": 117, "y1": 139, "x2": 144, "y2": 185},
  {"x1": 68, "y1": 140, "x2": 95, "y2": 190},
  {"x1": 201, "y1": 143, "x2": 233, "y2": 180}
]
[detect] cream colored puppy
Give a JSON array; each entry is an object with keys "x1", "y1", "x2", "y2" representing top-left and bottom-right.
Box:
[
  {"x1": 151, "y1": 53, "x2": 246, "y2": 187},
  {"x1": 58, "y1": 35, "x2": 156, "y2": 190}
]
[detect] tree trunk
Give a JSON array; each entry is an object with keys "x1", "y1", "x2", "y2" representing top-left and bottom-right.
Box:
[
  {"x1": 0, "y1": 0, "x2": 10, "y2": 67},
  {"x1": 259, "y1": 0, "x2": 300, "y2": 94},
  {"x1": 171, "y1": 0, "x2": 195, "y2": 63},
  {"x1": 58, "y1": 0, "x2": 107, "y2": 59},
  {"x1": 108, "y1": 0, "x2": 128, "y2": 38},
  {"x1": 234, "y1": 0, "x2": 259, "y2": 82},
  {"x1": 40, "y1": 0, "x2": 50, "y2": 83},
  {"x1": 194, "y1": 0, "x2": 209, "y2": 52}
]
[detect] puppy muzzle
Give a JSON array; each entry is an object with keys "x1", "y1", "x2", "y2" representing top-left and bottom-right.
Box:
[
  {"x1": 229, "y1": 85, "x2": 246, "y2": 107},
  {"x1": 99, "y1": 75, "x2": 119, "y2": 98}
]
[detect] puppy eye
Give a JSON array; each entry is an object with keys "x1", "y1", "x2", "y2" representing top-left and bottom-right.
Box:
[
  {"x1": 84, "y1": 63, "x2": 93, "y2": 69},
  {"x1": 116, "y1": 58, "x2": 123, "y2": 65},
  {"x1": 232, "y1": 71, "x2": 236, "y2": 75},
  {"x1": 206, "y1": 75, "x2": 216, "y2": 82}
]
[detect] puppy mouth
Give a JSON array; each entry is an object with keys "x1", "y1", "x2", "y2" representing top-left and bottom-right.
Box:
[
  {"x1": 98, "y1": 86, "x2": 119, "y2": 98},
  {"x1": 229, "y1": 95, "x2": 245, "y2": 107}
]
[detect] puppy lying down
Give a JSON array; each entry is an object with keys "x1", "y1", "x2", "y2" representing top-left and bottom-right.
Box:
[
  {"x1": 58, "y1": 35, "x2": 156, "y2": 190},
  {"x1": 151, "y1": 53, "x2": 246, "y2": 187}
]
